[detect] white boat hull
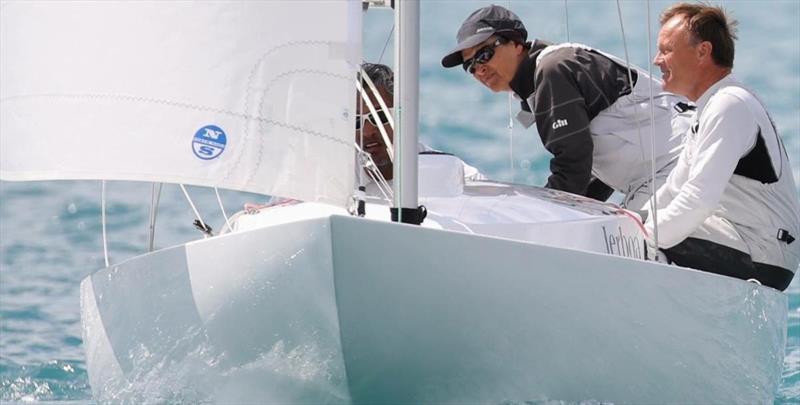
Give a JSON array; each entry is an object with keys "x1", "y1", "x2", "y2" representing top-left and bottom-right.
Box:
[{"x1": 81, "y1": 214, "x2": 787, "y2": 403}]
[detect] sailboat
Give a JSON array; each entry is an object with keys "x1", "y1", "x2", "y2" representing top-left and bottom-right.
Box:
[{"x1": 0, "y1": 1, "x2": 788, "y2": 403}]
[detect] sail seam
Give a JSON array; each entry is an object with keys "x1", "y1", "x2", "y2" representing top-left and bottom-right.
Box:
[
  {"x1": 0, "y1": 93, "x2": 350, "y2": 147},
  {"x1": 238, "y1": 40, "x2": 346, "y2": 184},
  {"x1": 247, "y1": 68, "x2": 351, "y2": 185}
]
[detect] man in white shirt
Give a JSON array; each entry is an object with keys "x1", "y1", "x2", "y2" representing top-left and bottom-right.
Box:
[{"x1": 647, "y1": 3, "x2": 799, "y2": 290}]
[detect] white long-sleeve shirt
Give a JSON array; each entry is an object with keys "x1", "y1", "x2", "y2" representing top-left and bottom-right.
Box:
[{"x1": 646, "y1": 74, "x2": 800, "y2": 271}]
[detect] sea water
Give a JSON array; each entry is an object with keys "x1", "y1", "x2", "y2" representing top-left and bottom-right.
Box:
[{"x1": 1, "y1": 0, "x2": 798, "y2": 403}]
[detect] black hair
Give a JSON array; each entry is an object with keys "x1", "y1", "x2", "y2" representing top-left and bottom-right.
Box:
[{"x1": 360, "y1": 63, "x2": 394, "y2": 95}]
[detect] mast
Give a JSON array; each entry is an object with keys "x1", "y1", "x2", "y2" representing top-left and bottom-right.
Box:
[{"x1": 392, "y1": 0, "x2": 425, "y2": 225}]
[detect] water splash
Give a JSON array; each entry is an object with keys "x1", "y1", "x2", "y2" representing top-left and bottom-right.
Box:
[{"x1": 0, "y1": 358, "x2": 89, "y2": 402}]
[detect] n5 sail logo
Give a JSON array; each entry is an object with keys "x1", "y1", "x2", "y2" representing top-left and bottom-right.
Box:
[{"x1": 192, "y1": 125, "x2": 227, "y2": 160}]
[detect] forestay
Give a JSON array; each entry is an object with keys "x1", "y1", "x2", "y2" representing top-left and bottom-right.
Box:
[{"x1": 0, "y1": 1, "x2": 361, "y2": 207}]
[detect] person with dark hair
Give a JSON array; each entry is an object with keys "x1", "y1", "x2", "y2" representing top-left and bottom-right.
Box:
[
  {"x1": 441, "y1": 5, "x2": 692, "y2": 210},
  {"x1": 356, "y1": 62, "x2": 484, "y2": 187},
  {"x1": 357, "y1": 62, "x2": 397, "y2": 181},
  {"x1": 646, "y1": 3, "x2": 799, "y2": 290}
]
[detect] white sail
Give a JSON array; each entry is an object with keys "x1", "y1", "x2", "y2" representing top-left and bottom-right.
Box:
[{"x1": 0, "y1": 1, "x2": 361, "y2": 207}]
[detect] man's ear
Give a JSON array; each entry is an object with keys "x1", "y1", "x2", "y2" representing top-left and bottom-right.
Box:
[
  {"x1": 514, "y1": 41, "x2": 525, "y2": 56},
  {"x1": 697, "y1": 40, "x2": 712, "y2": 62}
]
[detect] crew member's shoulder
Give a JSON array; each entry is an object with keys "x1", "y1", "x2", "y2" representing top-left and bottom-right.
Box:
[
  {"x1": 536, "y1": 43, "x2": 600, "y2": 74},
  {"x1": 713, "y1": 84, "x2": 757, "y2": 105},
  {"x1": 535, "y1": 48, "x2": 575, "y2": 78},
  {"x1": 701, "y1": 86, "x2": 756, "y2": 125},
  {"x1": 705, "y1": 76, "x2": 756, "y2": 104},
  {"x1": 706, "y1": 85, "x2": 757, "y2": 115}
]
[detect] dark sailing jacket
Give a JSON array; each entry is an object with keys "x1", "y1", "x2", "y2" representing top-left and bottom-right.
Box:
[{"x1": 510, "y1": 40, "x2": 687, "y2": 206}]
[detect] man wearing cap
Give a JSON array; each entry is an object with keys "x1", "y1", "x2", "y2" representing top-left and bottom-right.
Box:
[
  {"x1": 442, "y1": 5, "x2": 691, "y2": 210},
  {"x1": 643, "y1": 3, "x2": 798, "y2": 290}
]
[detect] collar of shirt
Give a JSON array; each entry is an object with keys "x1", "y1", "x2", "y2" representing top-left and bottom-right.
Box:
[
  {"x1": 694, "y1": 73, "x2": 737, "y2": 116},
  {"x1": 509, "y1": 39, "x2": 550, "y2": 102}
]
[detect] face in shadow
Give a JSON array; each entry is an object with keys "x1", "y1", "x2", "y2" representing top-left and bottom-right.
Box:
[{"x1": 355, "y1": 85, "x2": 394, "y2": 180}]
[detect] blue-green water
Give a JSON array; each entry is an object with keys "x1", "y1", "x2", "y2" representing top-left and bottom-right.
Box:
[{"x1": 1, "y1": 0, "x2": 798, "y2": 402}]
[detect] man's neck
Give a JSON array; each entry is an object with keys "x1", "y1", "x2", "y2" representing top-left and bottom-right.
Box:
[
  {"x1": 508, "y1": 41, "x2": 548, "y2": 99},
  {"x1": 687, "y1": 66, "x2": 732, "y2": 101}
]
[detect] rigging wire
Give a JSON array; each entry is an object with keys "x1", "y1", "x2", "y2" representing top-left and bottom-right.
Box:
[
  {"x1": 615, "y1": 0, "x2": 660, "y2": 251},
  {"x1": 564, "y1": 0, "x2": 571, "y2": 43},
  {"x1": 353, "y1": 69, "x2": 395, "y2": 207},
  {"x1": 614, "y1": 1, "x2": 648, "y2": 169},
  {"x1": 378, "y1": 24, "x2": 394, "y2": 64},
  {"x1": 357, "y1": 73, "x2": 395, "y2": 159},
  {"x1": 179, "y1": 184, "x2": 212, "y2": 237},
  {"x1": 508, "y1": 92, "x2": 515, "y2": 182},
  {"x1": 214, "y1": 187, "x2": 231, "y2": 232},
  {"x1": 355, "y1": 66, "x2": 367, "y2": 214},
  {"x1": 356, "y1": 98, "x2": 367, "y2": 213},
  {"x1": 101, "y1": 180, "x2": 109, "y2": 267},
  {"x1": 645, "y1": 0, "x2": 660, "y2": 250},
  {"x1": 509, "y1": 0, "x2": 514, "y2": 182},
  {"x1": 355, "y1": 144, "x2": 394, "y2": 200},
  {"x1": 615, "y1": 1, "x2": 646, "y2": 160}
]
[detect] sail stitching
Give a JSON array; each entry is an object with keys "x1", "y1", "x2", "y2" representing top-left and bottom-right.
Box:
[
  {"x1": 0, "y1": 93, "x2": 350, "y2": 147},
  {"x1": 246, "y1": 68, "x2": 351, "y2": 185},
  {"x1": 236, "y1": 40, "x2": 349, "y2": 184}
]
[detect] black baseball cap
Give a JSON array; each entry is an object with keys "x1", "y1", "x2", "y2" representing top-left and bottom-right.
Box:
[{"x1": 441, "y1": 5, "x2": 527, "y2": 68}]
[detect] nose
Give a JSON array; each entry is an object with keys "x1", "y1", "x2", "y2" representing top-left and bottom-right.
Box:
[
  {"x1": 472, "y1": 62, "x2": 488, "y2": 78},
  {"x1": 367, "y1": 120, "x2": 389, "y2": 145},
  {"x1": 355, "y1": 119, "x2": 374, "y2": 144},
  {"x1": 653, "y1": 52, "x2": 663, "y2": 66}
]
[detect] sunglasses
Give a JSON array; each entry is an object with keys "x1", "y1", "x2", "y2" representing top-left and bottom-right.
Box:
[
  {"x1": 355, "y1": 108, "x2": 391, "y2": 131},
  {"x1": 462, "y1": 37, "x2": 508, "y2": 74}
]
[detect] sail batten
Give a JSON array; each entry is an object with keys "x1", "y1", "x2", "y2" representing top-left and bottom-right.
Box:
[{"x1": 0, "y1": 1, "x2": 361, "y2": 207}]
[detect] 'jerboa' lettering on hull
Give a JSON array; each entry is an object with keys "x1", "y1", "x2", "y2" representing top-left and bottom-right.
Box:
[{"x1": 601, "y1": 226, "x2": 643, "y2": 259}]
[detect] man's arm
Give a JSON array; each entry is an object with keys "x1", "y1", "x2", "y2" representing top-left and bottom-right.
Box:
[{"x1": 534, "y1": 58, "x2": 595, "y2": 196}]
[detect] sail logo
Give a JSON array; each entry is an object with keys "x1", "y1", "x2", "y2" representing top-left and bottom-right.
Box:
[{"x1": 192, "y1": 125, "x2": 227, "y2": 160}]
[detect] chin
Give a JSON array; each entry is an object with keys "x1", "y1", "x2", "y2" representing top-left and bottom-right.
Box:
[
  {"x1": 485, "y1": 82, "x2": 504, "y2": 93},
  {"x1": 374, "y1": 158, "x2": 391, "y2": 168}
]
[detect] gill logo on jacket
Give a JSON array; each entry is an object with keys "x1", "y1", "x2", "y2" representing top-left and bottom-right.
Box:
[{"x1": 552, "y1": 118, "x2": 568, "y2": 130}]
